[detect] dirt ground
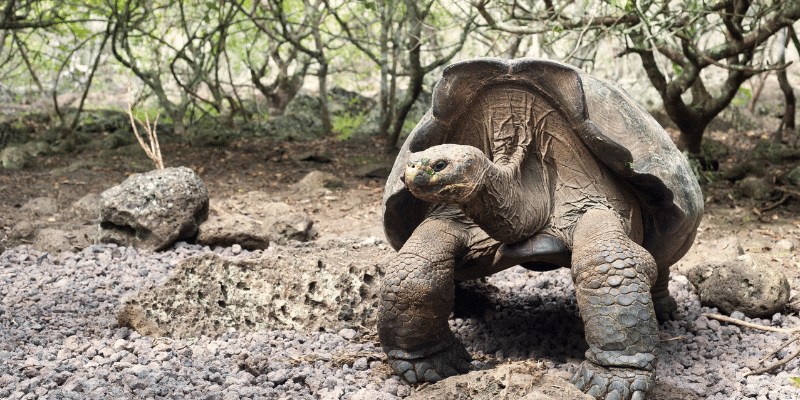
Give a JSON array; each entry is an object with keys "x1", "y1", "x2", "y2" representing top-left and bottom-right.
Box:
[{"x1": 1, "y1": 112, "x2": 799, "y2": 280}]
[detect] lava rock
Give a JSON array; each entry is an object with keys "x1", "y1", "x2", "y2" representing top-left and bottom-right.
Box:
[
  {"x1": 0, "y1": 146, "x2": 34, "y2": 170},
  {"x1": 21, "y1": 197, "x2": 59, "y2": 216},
  {"x1": 407, "y1": 360, "x2": 592, "y2": 400},
  {"x1": 32, "y1": 228, "x2": 73, "y2": 255},
  {"x1": 118, "y1": 251, "x2": 382, "y2": 339},
  {"x1": 735, "y1": 176, "x2": 775, "y2": 200},
  {"x1": 267, "y1": 213, "x2": 315, "y2": 244},
  {"x1": 782, "y1": 165, "x2": 800, "y2": 186},
  {"x1": 99, "y1": 166, "x2": 209, "y2": 251},
  {"x1": 687, "y1": 256, "x2": 790, "y2": 318},
  {"x1": 9, "y1": 220, "x2": 36, "y2": 241},
  {"x1": 196, "y1": 213, "x2": 270, "y2": 250},
  {"x1": 295, "y1": 170, "x2": 344, "y2": 192},
  {"x1": 71, "y1": 193, "x2": 101, "y2": 220}
]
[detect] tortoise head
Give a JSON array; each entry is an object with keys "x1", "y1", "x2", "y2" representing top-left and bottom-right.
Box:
[{"x1": 403, "y1": 144, "x2": 490, "y2": 205}]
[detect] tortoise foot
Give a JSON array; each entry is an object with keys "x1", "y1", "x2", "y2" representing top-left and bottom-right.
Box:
[
  {"x1": 387, "y1": 342, "x2": 472, "y2": 384},
  {"x1": 653, "y1": 294, "x2": 678, "y2": 322},
  {"x1": 570, "y1": 361, "x2": 653, "y2": 400}
]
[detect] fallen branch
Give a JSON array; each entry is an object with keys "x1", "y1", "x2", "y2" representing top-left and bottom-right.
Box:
[
  {"x1": 702, "y1": 313, "x2": 800, "y2": 376},
  {"x1": 702, "y1": 313, "x2": 799, "y2": 334},
  {"x1": 758, "y1": 193, "x2": 791, "y2": 213}
]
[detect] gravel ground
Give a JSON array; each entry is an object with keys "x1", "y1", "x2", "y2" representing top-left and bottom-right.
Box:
[{"x1": 1, "y1": 241, "x2": 798, "y2": 400}]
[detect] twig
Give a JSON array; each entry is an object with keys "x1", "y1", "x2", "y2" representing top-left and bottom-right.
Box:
[
  {"x1": 759, "y1": 193, "x2": 791, "y2": 213},
  {"x1": 745, "y1": 339, "x2": 800, "y2": 377},
  {"x1": 703, "y1": 313, "x2": 800, "y2": 377},
  {"x1": 759, "y1": 336, "x2": 800, "y2": 364},
  {"x1": 126, "y1": 103, "x2": 164, "y2": 170},
  {"x1": 776, "y1": 187, "x2": 800, "y2": 197},
  {"x1": 702, "y1": 313, "x2": 800, "y2": 334}
]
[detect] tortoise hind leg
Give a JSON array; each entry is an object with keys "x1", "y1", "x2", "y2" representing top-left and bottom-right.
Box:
[
  {"x1": 378, "y1": 217, "x2": 472, "y2": 383},
  {"x1": 651, "y1": 266, "x2": 678, "y2": 322},
  {"x1": 570, "y1": 209, "x2": 659, "y2": 400}
]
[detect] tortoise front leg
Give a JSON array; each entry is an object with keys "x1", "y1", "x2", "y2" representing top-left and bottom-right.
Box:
[
  {"x1": 378, "y1": 217, "x2": 472, "y2": 383},
  {"x1": 570, "y1": 209, "x2": 659, "y2": 400}
]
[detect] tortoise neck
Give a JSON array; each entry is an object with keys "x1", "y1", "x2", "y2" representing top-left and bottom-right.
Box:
[{"x1": 461, "y1": 157, "x2": 551, "y2": 244}]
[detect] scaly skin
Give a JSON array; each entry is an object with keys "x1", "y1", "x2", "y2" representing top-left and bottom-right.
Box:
[
  {"x1": 377, "y1": 216, "x2": 473, "y2": 383},
  {"x1": 570, "y1": 209, "x2": 659, "y2": 400}
]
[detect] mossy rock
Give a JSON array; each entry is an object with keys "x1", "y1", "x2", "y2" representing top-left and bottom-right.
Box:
[
  {"x1": 735, "y1": 176, "x2": 775, "y2": 200},
  {"x1": 721, "y1": 161, "x2": 766, "y2": 181},
  {"x1": 185, "y1": 128, "x2": 233, "y2": 147},
  {"x1": 101, "y1": 132, "x2": 136, "y2": 150},
  {"x1": 751, "y1": 139, "x2": 800, "y2": 163},
  {"x1": 781, "y1": 165, "x2": 800, "y2": 186},
  {"x1": 1, "y1": 146, "x2": 35, "y2": 170}
]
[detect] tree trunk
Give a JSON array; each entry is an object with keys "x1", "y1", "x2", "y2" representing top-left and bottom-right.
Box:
[
  {"x1": 775, "y1": 28, "x2": 794, "y2": 144},
  {"x1": 388, "y1": 0, "x2": 423, "y2": 151}
]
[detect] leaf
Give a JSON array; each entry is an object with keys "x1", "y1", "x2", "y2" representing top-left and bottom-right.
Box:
[
  {"x1": 68, "y1": 23, "x2": 91, "y2": 39},
  {"x1": 790, "y1": 377, "x2": 800, "y2": 387}
]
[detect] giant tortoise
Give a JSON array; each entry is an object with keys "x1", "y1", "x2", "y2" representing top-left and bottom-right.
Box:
[{"x1": 380, "y1": 58, "x2": 703, "y2": 400}]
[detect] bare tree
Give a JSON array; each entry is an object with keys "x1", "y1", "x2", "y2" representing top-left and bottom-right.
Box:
[
  {"x1": 475, "y1": 0, "x2": 800, "y2": 155},
  {"x1": 327, "y1": 0, "x2": 477, "y2": 149}
]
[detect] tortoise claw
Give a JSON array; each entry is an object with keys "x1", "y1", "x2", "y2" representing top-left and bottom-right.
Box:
[
  {"x1": 387, "y1": 342, "x2": 471, "y2": 384},
  {"x1": 570, "y1": 361, "x2": 653, "y2": 400},
  {"x1": 653, "y1": 294, "x2": 678, "y2": 322}
]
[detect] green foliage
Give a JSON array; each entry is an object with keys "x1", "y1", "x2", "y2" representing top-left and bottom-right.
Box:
[
  {"x1": 731, "y1": 87, "x2": 752, "y2": 106},
  {"x1": 790, "y1": 377, "x2": 800, "y2": 387},
  {"x1": 333, "y1": 112, "x2": 365, "y2": 141}
]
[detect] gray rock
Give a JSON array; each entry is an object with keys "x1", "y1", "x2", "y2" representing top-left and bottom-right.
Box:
[
  {"x1": 262, "y1": 94, "x2": 324, "y2": 141},
  {"x1": 196, "y1": 213, "x2": 270, "y2": 250},
  {"x1": 751, "y1": 139, "x2": 800, "y2": 163},
  {"x1": 21, "y1": 197, "x2": 58, "y2": 216},
  {"x1": 212, "y1": 191, "x2": 292, "y2": 220},
  {"x1": 9, "y1": 220, "x2": 36, "y2": 241},
  {"x1": 99, "y1": 167, "x2": 209, "y2": 251},
  {"x1": 735, "y1": 176, "x2": 775, "y2": 200},
  {"x1": 118, "y1": 251, "x2": 382, "y2": 339},
  {"x1": 71, "y1": 193, "x2": 101, "y2": 220},
  {"x1": 407, "y1": 361, "x2": 592, "y2": 400},
  {"x1": 295, "y1": 170, "x2": 344, "y2": 192},
  {"x1": 0, "y1": 146, "x2": 34, "y2": 170},
  {"x1": 774, "y1": 239, "x2": 795, "y2": 254},
  {"x1": 687, "y1": 257, "x2": 791, "y2": 318},
  {"x1": 782, "y1": 165, "x2": 800, "y2": 186},
  {"x1": 267, "y1": 213, "x2": 315, "y2": 244},
  {"x1": 22, "y1": 141, "x2": 49, "y2": 157},
  {"x1": 32, "y1": 229, "x2": 73, "y2": 255}
]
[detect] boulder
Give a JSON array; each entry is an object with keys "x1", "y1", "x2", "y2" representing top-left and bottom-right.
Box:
[
  {"x1": 295, "y1": 170, "x2": 344, "y2": 192},
  {"x1": 722, "y1": 161, "x2": 765, "y2": 182},
  {"x1": 267, "y1": 213, "x2": 315, "y2": 244},
  {"x1": 751, "y1": 139, "x2": 800, "y2": 163},
  {"x1": 32, "y1": 228, "x2": 74, "y2": 255},
  {"x1": 687, "y1": 256, "x2": 790, "y2": 318},
  {"x1": 1, "y1": 146, "x2": 34, "y2": 170},
  {"x1": 21, "y1": 197, "x2": 59, "y2": 216},
  {"x1": 99, "y1": 166, "x2": 209, "y2": 251},
  {"x1": 118, "y1": 251, "x2": 383, "y2": 339},
  {"x1": 196, "y1": 213, "x2": 270, "y2": 250},
  {"x1": 212, "y1": 191, "x2": 292, "y2": 220},
  {"x1": 407, "y1": 361, "x2": 592, "y2": 400},
  {"x1": 782, "y1": 165, "x2": 800, "y2": 186},
  {"x1": 735, "y1": 176, "x2": 775, "y2": 200},
  {"x1": 9, "y1": 220, "x2": 36, "y2": 241},
  {"x1": 71, "y1": 193, "x2": 101, "y2": 220}
]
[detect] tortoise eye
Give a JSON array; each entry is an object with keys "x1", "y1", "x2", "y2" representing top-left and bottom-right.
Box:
[{"x1": 432, "y1": 160, "x2": 448, "y2": 172}]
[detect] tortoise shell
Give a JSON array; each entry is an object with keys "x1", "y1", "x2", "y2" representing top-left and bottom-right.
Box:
[{"x1": 383, "y1": 58, "x2": 703, "y2": 267}]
